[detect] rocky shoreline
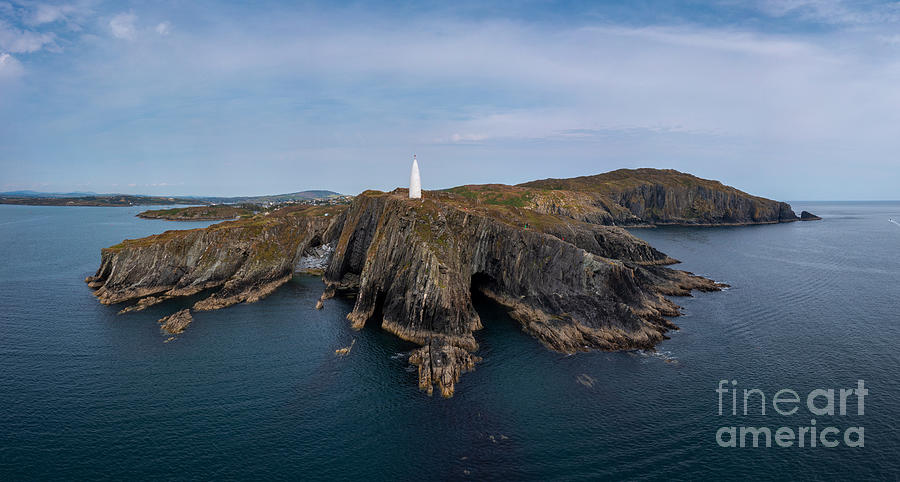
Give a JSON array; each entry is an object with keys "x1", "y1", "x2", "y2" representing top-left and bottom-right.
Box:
[
  {"x1": 86, "y1": 169, "x2": 813, "y2": 397},
  {"x1": 137, "y1": 205, "x2": 254, "y2": 221}
]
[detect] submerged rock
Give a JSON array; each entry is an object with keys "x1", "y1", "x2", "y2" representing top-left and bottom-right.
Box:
[
  {"x1": 576, "y1": 374, "x2": 596, "y2": 388},
  {"x1": 335, "y1": 339, "x2": 356, "y2": 356}
]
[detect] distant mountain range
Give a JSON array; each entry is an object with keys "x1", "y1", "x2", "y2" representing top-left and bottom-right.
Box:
[
  {"x1": 1, "y1": 190, "x2": 101, "y2": 198},
  {"x1": 0, "y1": 190, "x2": 344, "y2": 207}
]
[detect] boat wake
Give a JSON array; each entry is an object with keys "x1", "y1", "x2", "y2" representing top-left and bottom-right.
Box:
[{"x1": 890, "y1": 219, "x2": 900, "y2": 227}]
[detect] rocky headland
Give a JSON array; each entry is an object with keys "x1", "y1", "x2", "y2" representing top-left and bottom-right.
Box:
[
  {"x1": 137, "y1": 205, "x2": 255, "y2": 221},
  {"x1": 87, "y1": 169, "x2": 808, "y2": 397},
  {"x1": 0, "y1": 189, "x2": 345, "y2": 207},
  {"x1": 456, "y1": 168, "x2": 801, "y2": 226}
]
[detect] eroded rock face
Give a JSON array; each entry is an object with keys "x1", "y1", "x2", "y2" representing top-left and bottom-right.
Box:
[
  {"x1": 87, "y1": 173, "x2": 756, "y2": 397},
  {"x1": 409, "y1": 338, "x2": 480, "y2": 398},
  {"x1": 606, "y1": 182, "x2": 797, "y2": 225},
  {"x1": 86, "y1": 205, "x2": 344, "y2": 310},
  {"x1": 322, "y1": 191, "x2": 725, "y2": 396},
  {"x1": 520, "y1": 168, "x2": 799, "y2": 226}
]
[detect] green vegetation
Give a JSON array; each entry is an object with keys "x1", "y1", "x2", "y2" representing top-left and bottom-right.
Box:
[
  {"x1": 518, "y1": 168, "x2": 759, "y2": 200},
  {"x1": 445, "y1": 185, "x2": 534, "y2": 207},
  {"x1": 138, "y1": 204, "x2": 254, "y2": 221},
  {"x1": 0, "y1": 190, "x2": 345, "y2": 207},
  {"x1": 106, "y1": 228, "x2": 203, "y2": 251},
  {"x1": 436, "y1": 168, "x2": 789, "y2": 226},
  {"x1": 108, "y1": 203, "x2": 348, "y2": 253}
]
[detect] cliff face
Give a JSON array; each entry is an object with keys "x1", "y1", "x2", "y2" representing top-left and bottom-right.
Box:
[
  {"x1": 321, "y1": 190, "x2": 722, "y2": 396},
  {"x1": 89, "y1": 169, "x2": 769, "y2": 398},
  {"x1": 87, "y1": 205, "x2": 344, "y2": 311},
  {"x1": 606, "y1": 180, "x2": 797, "y2": 225},
  {"x1": 517, "y1": 168, "x2": 800, "y2": 225}
]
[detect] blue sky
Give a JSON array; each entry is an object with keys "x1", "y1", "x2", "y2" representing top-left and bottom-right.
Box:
[{"x1": 1, "y1": 0, "x2": 899, "y2": 199}]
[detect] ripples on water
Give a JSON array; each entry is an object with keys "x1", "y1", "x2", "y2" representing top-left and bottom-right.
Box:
[{"x1": 0, "y1": 202, "x2": 899, "y2": 479}]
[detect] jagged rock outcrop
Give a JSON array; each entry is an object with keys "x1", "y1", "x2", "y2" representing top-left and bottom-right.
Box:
[
  {"x1": 89, "y1": 168, "x2": 801, "y2": 397},
  {"x1": 800, "y1": 211, "x2": 822, "y2": 221},
  {"x1": 409, "y1": 338, "x2": 480, "y2": 398},
  {"x1": 321, "y1": 190, "x2": 724, "y2": 396},
  {"x1": 86, "y1": 205, "x2": 344, "y2": 310},
  {"x1": 159, "y1": 309, "x2": 193, "y2": 334}
]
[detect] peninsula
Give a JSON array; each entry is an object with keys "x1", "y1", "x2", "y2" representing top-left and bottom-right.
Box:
[
  {"x1": 86, "y1": 168, "x2": 810, "y2": 397},
  {"x1": 137, "y1": 205, "x2": 256, "y2": 221},
  {"x1": 0, "y1": 190, "x2": 346, "y2": 207}
]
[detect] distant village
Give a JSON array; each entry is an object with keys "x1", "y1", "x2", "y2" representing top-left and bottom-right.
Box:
[{"x1": 246, "y1": 194, "x2": 354, "y2": 211}]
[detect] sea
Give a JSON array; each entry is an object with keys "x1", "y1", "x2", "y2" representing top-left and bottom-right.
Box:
[{"x1": 1, "y1": 202, "x2": 898, "y2": 480}]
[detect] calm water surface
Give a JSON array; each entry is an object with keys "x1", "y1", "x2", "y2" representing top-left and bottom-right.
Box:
[{"x1": 1, "y1": 202, "x2": 898, "y2": 480}]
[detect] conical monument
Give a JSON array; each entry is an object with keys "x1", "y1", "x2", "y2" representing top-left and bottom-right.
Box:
[{"x1": 409, "y1": 155, "x2": 422, "y2": 199}]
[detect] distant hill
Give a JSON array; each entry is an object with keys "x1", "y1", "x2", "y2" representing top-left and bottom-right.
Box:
[
  {"x1": 0, "y1": 190, "x2": 99, "y2": 198},
  {"x1": 0, "y1": 194, "x2": 200, "y2": 207},
  {"x1": 214, "y1": 190, "x2": 343, "y2": 204},
  {"x1": 0, "y1": 190, "x2": 344, "y2": 207}
]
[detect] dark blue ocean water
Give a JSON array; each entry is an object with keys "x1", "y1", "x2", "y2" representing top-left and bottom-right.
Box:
[{"x1": 1, "y1": 202, "x2": 899, "y2": 480}]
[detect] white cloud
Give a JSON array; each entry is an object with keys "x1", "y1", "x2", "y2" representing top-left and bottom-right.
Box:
[
  {"x1": 449, "y1": 133, "x2": 488, "y2": 143},
  {"x1": 879, "y1": 34, "x2": 900, "y2": 45},
  {"x1": 0, "y1": 52, "x2": 24, "y2": 78},
  {"x1": 754, "y1": 0, "x2": 900, "y2": 25},
  {"x1": 155, "y1": 21, "x2": 171, "y2": 36},
  {"x1": 29, "y1": 3, "x2": 78, "y2": 25},
  {"x1": 60, "y1": 11, "x2": 900, "y2": 149},
  {"x1": 109, "y1": 12, "x2": 136, "y2": 40},
  {"x1": 0, "y1": 19, "x2": 57, "y2": 53},
  {"x1": 5, "y1": 6, "x2": 900, "y2": 198}
]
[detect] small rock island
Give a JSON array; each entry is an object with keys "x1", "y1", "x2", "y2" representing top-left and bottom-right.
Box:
[
  {"x1": 800, "y1": 210, "x2": 822, "y2": 221},
  {"x1": 86, "y1": 168, "x2": 808, "y2": 397}
]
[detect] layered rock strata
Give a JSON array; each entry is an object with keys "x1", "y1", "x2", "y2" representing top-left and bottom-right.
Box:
[
  {"x1": 516, "y1": 168, "x2": 801, "y2": 225},
  {"x1": 320, "y1": 190, "x2": 724, "y2": 396},
  {"x1": 88, "y1": 171, "x2": 786, "y2": 397},
  {"x1": 86, "y1": 205, "x2": 344, "y2": 311}
]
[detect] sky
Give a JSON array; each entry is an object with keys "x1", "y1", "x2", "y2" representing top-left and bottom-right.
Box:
[{"x1": 1, "y1": 0, "x2": 899, "y2": 199}]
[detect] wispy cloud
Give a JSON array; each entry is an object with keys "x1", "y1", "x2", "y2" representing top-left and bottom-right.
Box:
[
  {"x1": 753, "y1": 0, "x2": 900, "y2": 26},
  {"x1": 0, "y1": 19, "x2": 56, "y2": 53},
  {"x1": 108, "y1": 12, "x2": 135, "y2": 40},
  {"x1": 155, "y1": 21, "x2": 171, "y2": 36},
  {"x1": 0, "y1": 52, "x2": 23, "y2": 78},
  {"x1": 28, "y1": 3, "x2": 79, "y2": 25}
]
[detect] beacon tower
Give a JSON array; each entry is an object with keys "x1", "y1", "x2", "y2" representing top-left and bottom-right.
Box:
[{"x1": 409, "y1": 155, "x2": 422, "y2": 199}]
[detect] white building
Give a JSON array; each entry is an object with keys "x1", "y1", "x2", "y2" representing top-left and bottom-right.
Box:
[{"x1": 409, "y1": 155, "x2": 422, "y2": 199}]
